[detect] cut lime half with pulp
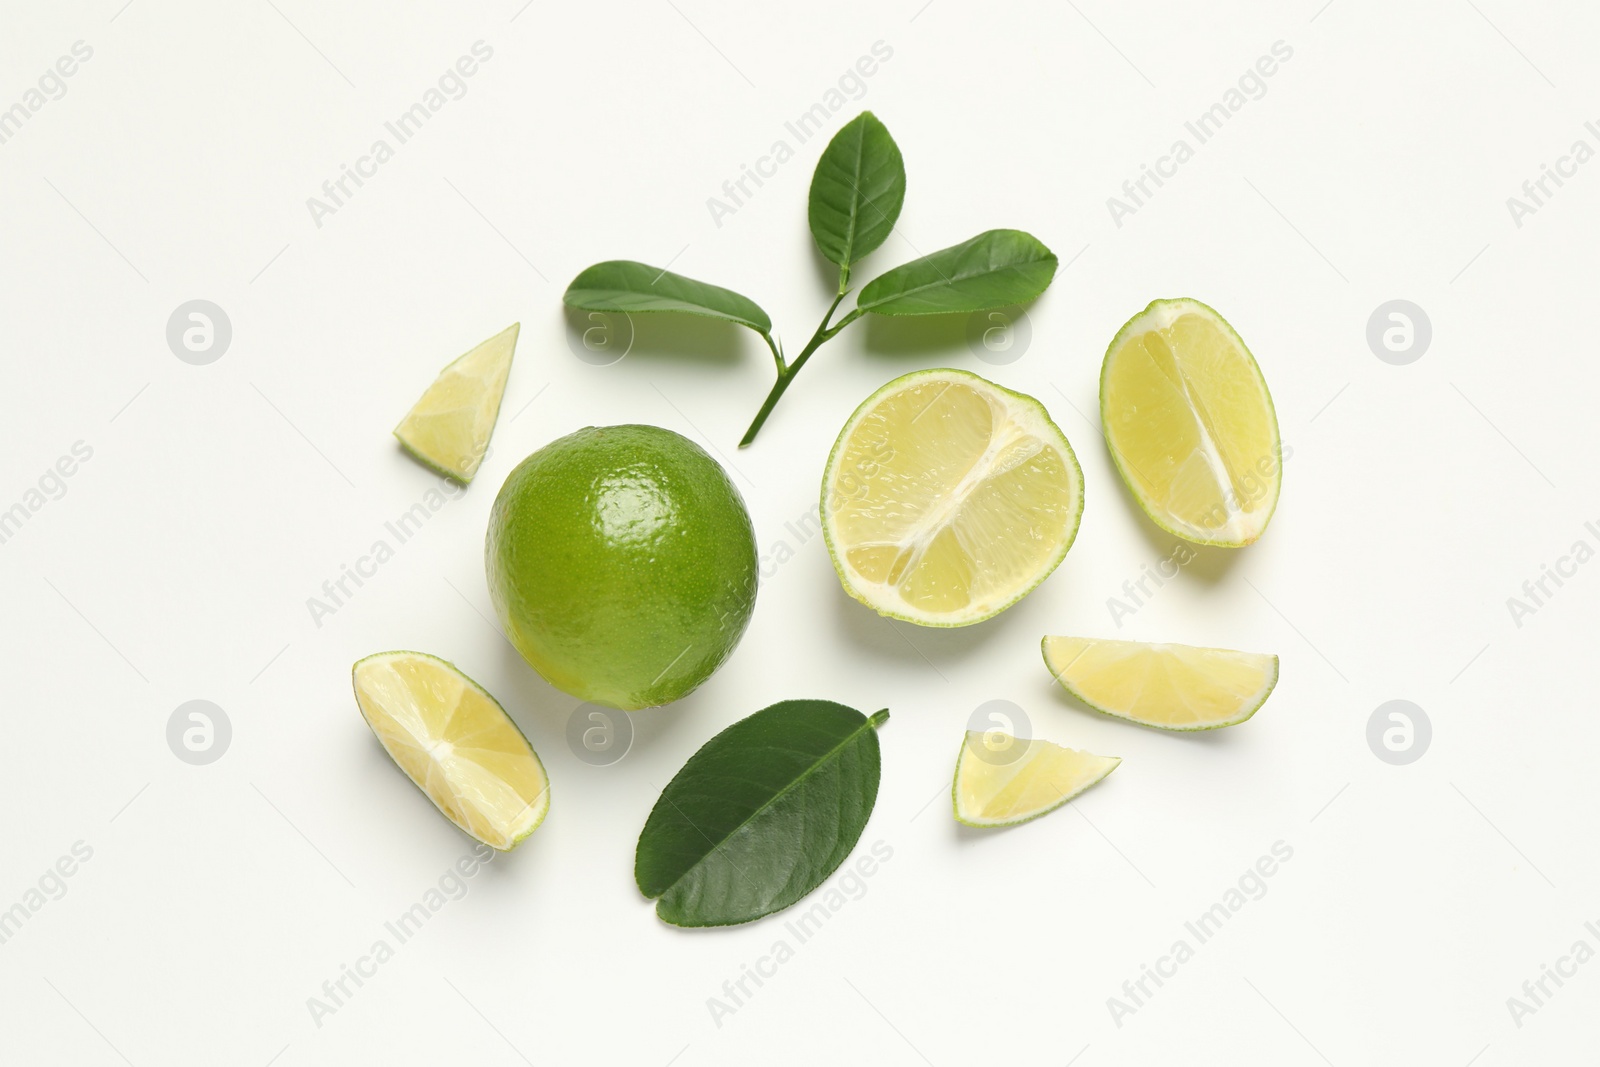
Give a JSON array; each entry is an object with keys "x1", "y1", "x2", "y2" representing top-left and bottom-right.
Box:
[{"x1": 821, "y1": 368, "x2": 1084, "y2": 627}]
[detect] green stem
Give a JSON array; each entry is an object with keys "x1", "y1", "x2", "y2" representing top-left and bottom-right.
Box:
[
  {"x1": 761, "y1": 331, "x2": 785, "y2": 375},
  {"x1": 739, "y1": 293, "x2": 859, "y2": 447}
]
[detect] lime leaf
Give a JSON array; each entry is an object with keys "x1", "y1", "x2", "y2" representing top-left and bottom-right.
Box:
[
  {"x1": 635, "y1": 700, "x2": 888, "y2": 927},
  {"x1": 564, "y1": 261, "x2": 771, "y2": 334},
  {"x1": 856, "y1": 229, "x2": 1057, "y2": 316},
  {"x1": 808, "y1": 111, "x2": 906, "y2": 271}
]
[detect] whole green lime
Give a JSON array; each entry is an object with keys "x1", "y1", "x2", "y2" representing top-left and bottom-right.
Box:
[{"x1": 486, "y1": 425, "x2": 759, "y2": 711}]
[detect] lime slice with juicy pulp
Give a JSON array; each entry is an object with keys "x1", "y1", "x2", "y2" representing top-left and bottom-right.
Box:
[
  {"x1": 1042, "y1": 636, "x2": 1278, "y2": 731},
  {"x1": 821, "y1": 369, "x2": 1084, "y2": 627},
  {"x1": 1100, "y1": 299, "x2": 1281, "y2": 546},
  {"x1": 352, "y1": 651, "x2": 549, "y2": 850},
  {"x1": 952, "y1": 731, "x2": 1120, "y2": 828},
  {"x1": 394, "y1": 323, "x2": 520, "y2": 483}
]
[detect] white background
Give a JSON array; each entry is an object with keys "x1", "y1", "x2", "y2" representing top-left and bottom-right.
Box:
[{"x1": 2, "y1": 0, "x2": 1595, "y2": 1063}]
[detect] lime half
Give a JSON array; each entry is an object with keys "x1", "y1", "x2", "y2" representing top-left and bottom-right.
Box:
[{"x1": 822, "y1": 368, "x2": 1084, "y2": 627}]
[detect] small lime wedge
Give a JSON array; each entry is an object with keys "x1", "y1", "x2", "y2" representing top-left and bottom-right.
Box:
[
  {"x1": 394, "y1": 323, "x2": 519, "y2": 483},
  {"x1": 952, "y1": 731, "x2": 1119, "y2": 828}
]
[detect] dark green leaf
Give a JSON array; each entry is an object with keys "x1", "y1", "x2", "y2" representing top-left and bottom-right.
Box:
[
  {"x1": 855, "y1": 229, "x2": 1057, "y2": 316},
  {"x1": 635, "y1": 700, "x2": 888, "y2": 928},
  {"x1": 808, "y1": 112, "x2": 906, "y2": 269},
  {"x1": 564, "y1": 261, "x2": 771, "y2": 333}
]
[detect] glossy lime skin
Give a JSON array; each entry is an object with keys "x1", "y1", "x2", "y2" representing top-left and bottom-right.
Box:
[{"x1": 485, "y1": 425, "x2": 759, "y2": 711}]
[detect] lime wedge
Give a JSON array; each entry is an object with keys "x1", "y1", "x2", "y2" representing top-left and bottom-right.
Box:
[
  {"x1": 821, "y1": 368, "x2": 1084, "y2": 627},
  {"x1": 394, "y1": 323, "x2": 519, "y2": 483},
  {"x1": 953, "y1": 731, "x2": 1119, "y2": 828},
  {"x1": 1100, "y1": 299, "x2": 1280, "y2": 546},
  {"x1": 352, "y1": 651, "x2": 549, "y2": 850},
  {"x1": 1043, "y1": 635, "x2": 1278, "y2": 731}
]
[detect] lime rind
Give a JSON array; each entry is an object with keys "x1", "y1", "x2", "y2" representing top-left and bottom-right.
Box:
[
  {"x1": 395, "y1": 434, "x2": 472, "y2": 484},
  {"x1": 1099, "y1": 298, "x2": 1281, "y2": 548},
  {"x1": 1041, "y1": 636, "x2": 1279, "y2": 732},
  {"x1": 820, "y1": 367, "x2": 1085, "y2": 628},
  {"x1": 352, "y1": 650, "x2": 550, "y2": 850}
]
